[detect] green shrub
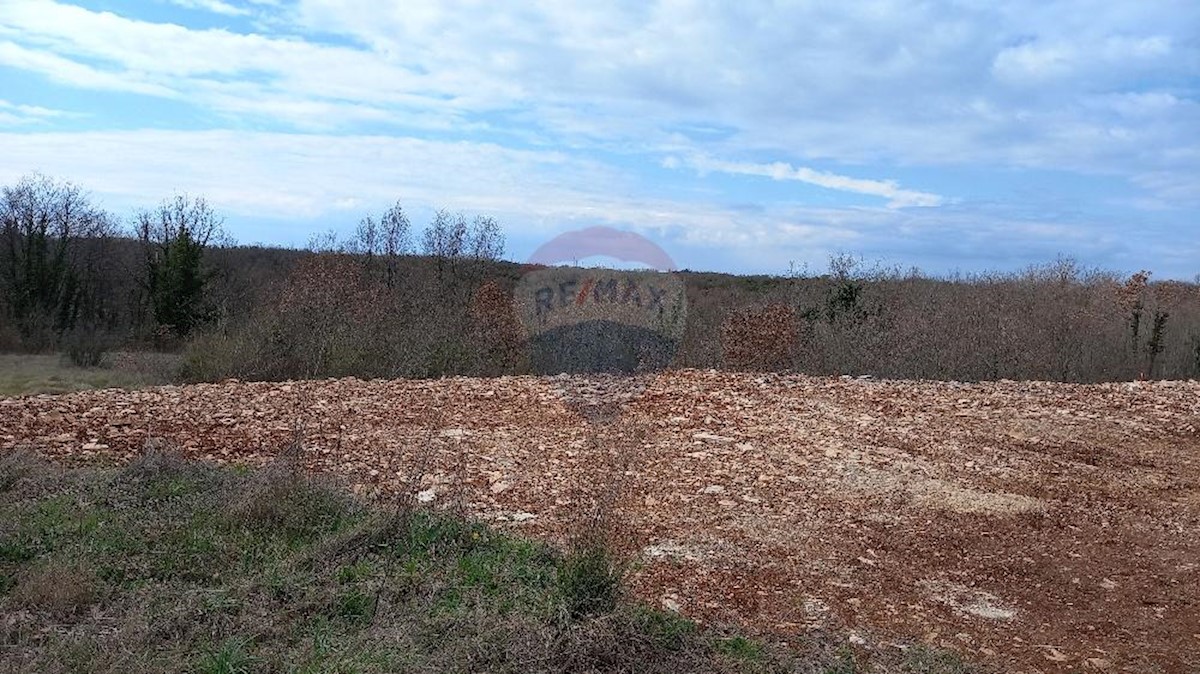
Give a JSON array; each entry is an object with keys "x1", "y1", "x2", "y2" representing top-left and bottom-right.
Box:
[
  {"x1": 558, "y1": 544, "x2": 621, "y2": 620},
  {"x1": 226, "y1": 463, "x2": 356, "y2": 542}
]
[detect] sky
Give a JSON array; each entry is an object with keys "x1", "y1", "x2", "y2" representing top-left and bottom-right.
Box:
[{"x1": 0, "y1": 1, "x2": 1197, "y2": 278}]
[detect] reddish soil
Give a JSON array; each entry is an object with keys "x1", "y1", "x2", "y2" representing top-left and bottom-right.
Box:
[{"x1": 2, "y1": 370, "x2": 1198, "y2": 672}]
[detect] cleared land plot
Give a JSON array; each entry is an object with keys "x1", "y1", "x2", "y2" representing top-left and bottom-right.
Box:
[{"x1": 2, "y1": 370, "x2": 1198, "y2": 671}]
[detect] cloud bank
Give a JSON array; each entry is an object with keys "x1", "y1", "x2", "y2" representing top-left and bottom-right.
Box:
[{"x1": 0, "y1": 0, "x2": 1195, "y2": 276}]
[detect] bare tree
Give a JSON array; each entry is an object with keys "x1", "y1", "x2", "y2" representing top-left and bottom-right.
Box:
[
  {"x1": 468, "y1": 215, "x2": 505, "y2": 262},
  {"x1": 379, "y1": 202, "x2": 411, "y2": 258},
  {"x1": 347, "y1": 201, "x2": 412, "y2": 287},
  {"x1": 135, "y1": 194, "x2": 225, "y2": 249},
  {"x1": 307, "y1": 229, "x2": 341, "y2": 254},
  {"x1": 378, "y1": 201, "x2": 411, "y2": 287},
  {"x1": 421, "y1": 210, "x2": 468, "y2": 277},
  {"x1": 348, "y1": 218, "x2": 378, "y2": 257},
  {"x1": 421, "y1": 210, "x2": 467, "y2": 258}
]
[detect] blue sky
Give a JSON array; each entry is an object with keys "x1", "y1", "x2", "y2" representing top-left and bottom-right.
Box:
[{"x1": 0, "y1": 1, "x2": 1197, "y2": 277}]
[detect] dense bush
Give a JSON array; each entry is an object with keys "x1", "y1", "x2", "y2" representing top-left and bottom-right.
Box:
[
  {"x1": 683, "y1": 258, "x2": 1200, "y2": 382},
  {"x1": 177, "y1": 252, "x2": 1200, "y2": 384},
  {"x1": 180, "y1": 252, "x2": 515, "y2": 382}
]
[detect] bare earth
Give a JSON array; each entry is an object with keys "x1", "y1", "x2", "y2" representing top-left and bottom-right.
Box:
[{"x1": 2, "y1": 370, "x2": 1198, "y2": 673}]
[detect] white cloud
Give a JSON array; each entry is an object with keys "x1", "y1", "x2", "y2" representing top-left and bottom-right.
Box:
[
  {"x1": 1133, "y1": 171, "x2": 1200, "y2": 205},
  {"x1": 0, "y1": 1, "x2": 465, "y2": 127},
  {"x1": 0, "y1": 98, "x2": 71, "y2": 125},
  {"x1": 0, "y1": 0, "x2": 1196, "y2": 271},
  {"x1": 166, "y1": 0, "x2": 250, "y2": 17},
  {"x1": 0, "y1": 0, "x2": 1195, "y2": 186},
  {"x1": 992, "y1": 34, "x2": 1174, "y2": 85},
  {"x1": 679, "y1": 155, "x2": 944, "y2": 208},
  {"x1": 0, "y1": 128, "x2": 914, "y2": 255},
  {"x1": 0, "y1": 129, "x2": 585, "y2": 218},
  {"x1": 992, "y1": 41, "x2": 1076, "y2": 82},
  {"x1": 0, "y1": 41, "x2": 177, "y2": 96},
  {"x1": 1, "y1": 128, "x2": 1189, "y2": 276}
]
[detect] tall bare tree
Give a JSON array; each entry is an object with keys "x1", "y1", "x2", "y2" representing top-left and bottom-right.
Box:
[
  {"x1": 468, "y1": 214, "x2": 505, "y2": 262},
  {"x1": 421, "y1": 209, "x2": 468, "y2": 279},
  {"x1": 353, "y1": 201, "x2": 411, "y2": 287}
]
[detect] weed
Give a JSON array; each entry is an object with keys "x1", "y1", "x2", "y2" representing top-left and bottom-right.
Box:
[
  {"x1": 62, "y1": 326, "x2": 110, "y2": 368},
  {"x1": 558, "y1": 543, "x2": 621, "y2": 620},
  {"x1": 198, "y1": 637, "x2": 257, "y2": 674},
  {"x1": 120, "y1": 445, "x2": 215, "y2": 496},
  {"x1": 336, "y1": 559, "x2": 374, "y2": 584},
  {"x1": 390, "y1": 510, "x2": 476, "y2": 559},
  {"x1": 0, "y1": 455, "x2": 979, "y2": 674},
  {"x1": 49, "y1": 636, "x2": 107, "y2": 672},
  {"x1": 824, "y1": 651, "x2": 859, "y2": 674},
  {"x1": 0, "y1": 449, "x2": 43, "y2": 492},
  {"x1": 717, "y1": 635, "x2": 765, "y2": 662},
  {"x1": 335, "y1": 586, "x2": 375, "y2": 625},
  {"x1": 200, "y1": 588, "x2": 242, "y2": 616},
  {"x1": 263, "y1": 566, "x2": 299, "y2": 604},
  {"x1": 0, "y1": 539, "x2": 34, "y2": 565},
  {"x1": 903, "y1": 645, "x2": 972, "y2": 673},
  {"x1": 0, "y1": 353, "x2": 173, "y2": 397},
  {"x1": 226, "y1": 461, "x2": 356, "y2": 543},
  {"x1": 632, "y1": 606, "x2": 698, "y2": 651}
]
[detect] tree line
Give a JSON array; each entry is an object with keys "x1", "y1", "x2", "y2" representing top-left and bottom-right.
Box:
[
  {"x1": 0, "y1": 173, "x2": 225, "y2": 358},
  {"x1": 0, "y1": 173, "x2": 506, "y2": 363},
  {"x1": 4, "y1": 172, "x2": 1199, "y2": 384}
]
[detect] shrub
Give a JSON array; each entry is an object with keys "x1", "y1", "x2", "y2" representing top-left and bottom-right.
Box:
[
  {"x1": 0, "y1": 321, "x2": 21, "y2": 351},
  {"x1": 722, "y1": 303, "x2": 798, "y2": 371},
  {"x1": 226, "y1": 462, "x2": 356, "y2": 542},
  {"x1": 0, "y1": 450, "x2": 44, "y2": 493},
  {"x1": 470, "y1": 279, "x2": 527, "y2": 375},
  {"x1": 558, "y1": 543, "x2": 621, "y2": 620},
  {"x1": 62, "y1": 327, "x2": 110, "y2": 368}
]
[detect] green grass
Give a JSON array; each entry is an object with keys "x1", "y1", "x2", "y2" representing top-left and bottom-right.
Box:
[
  {"x1": 0, "y1": 451, "x2": 982, "y2": 674},
  {"x1": 0, "y1": 352, "x2": 180, "y2": 397},
  {"x1": 716, "y1": 636, "x2": 765, "y2": 662},
  {"x1": 198, "y1": 637, "x2": 257, "y2": 674}
]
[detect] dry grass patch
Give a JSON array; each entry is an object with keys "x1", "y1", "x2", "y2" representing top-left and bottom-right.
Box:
[{"x1": 10, "y1": 560, "x2": 100, "y2": 619}]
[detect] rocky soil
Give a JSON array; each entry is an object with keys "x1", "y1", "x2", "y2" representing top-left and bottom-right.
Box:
[{"x1": 3, "y1": 370, "x2": 1198, "y2": 672}]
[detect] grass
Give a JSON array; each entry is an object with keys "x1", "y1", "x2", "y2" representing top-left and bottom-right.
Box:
[
  {"x1": 0, "y1": 451, "x2": 982, "y2": 673},
  {"x1": 558, "y1": 543, "x2": 622, "y2": 620},
  {"x1": 0, "y1": 352, "x2": 180, "y2": 397}
]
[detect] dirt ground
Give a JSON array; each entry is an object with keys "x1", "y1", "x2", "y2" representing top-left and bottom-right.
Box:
[{"x1": 2, "y1": 370, "x2": 1198, "y2": 672}]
